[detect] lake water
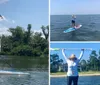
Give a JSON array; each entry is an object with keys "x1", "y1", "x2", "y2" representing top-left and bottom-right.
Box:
[
  {"x1": 0, "y1": 71, "x2": 48, "y2": 85},
  {"x1": 50, "y1": 76, "x2": 100, "y2": 85},
  {"x1": 0, "y1": 55, "x2": 48, "y2": 85},
  {"x1": 50, "y1": 15, "x2": 100, "y2": 41}
]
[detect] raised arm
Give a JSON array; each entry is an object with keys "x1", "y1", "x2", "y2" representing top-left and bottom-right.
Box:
[
  {"x1": 62, "y1": 49, "x2": 68, "y2": 63},
  {"x1": 78, "y1": 49, "x2": 84, "y2": 61}
]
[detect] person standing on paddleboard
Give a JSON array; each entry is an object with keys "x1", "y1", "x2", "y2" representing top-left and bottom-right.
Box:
[
  {"x1": 71, "y1": 15, "x2": 76, "y2": 27},
  {"x1": 62, "y1": 49, "x2": 84, "y2": 85}
]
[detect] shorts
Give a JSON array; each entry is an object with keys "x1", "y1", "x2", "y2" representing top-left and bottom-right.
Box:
[
  {"x1": 67, "y1": 76, "x2": 79, "y2": 85},
  {"x1": 72, "y1": 20, "x2": 75, "y2": 23}
]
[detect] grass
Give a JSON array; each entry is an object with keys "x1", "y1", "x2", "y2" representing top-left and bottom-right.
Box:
[
  {"x1": 51, "y1": 71, "x2": 100, "y2": 75},
  {"x1": 79, "y1": 71, "x2": 100, "y2": 74},
  {"x1": 51, "y1": 72, "x2": 66, "y2": 75}
]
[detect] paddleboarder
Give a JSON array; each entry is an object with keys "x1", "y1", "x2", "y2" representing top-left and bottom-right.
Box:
[
  {"x1": 71, "y1": 15, "x2": 76, "y2": 27},
  {"x1": 62, "y1": 49, "x2": 84, "y2": 85}
]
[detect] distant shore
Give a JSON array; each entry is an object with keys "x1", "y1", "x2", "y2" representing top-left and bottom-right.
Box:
[{"x1": 50, "y1": 71, "x2": 100, "y2": 77}]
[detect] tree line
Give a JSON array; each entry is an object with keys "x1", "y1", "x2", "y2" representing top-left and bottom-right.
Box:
[
  {"x1": 0, "y1": 24, "x2": 49, "y2": 57},
  {"x1": 50, "y1": 50, "x2": 100, "y2": 72}
]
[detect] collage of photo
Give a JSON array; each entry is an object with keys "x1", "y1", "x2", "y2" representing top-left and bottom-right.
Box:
[
  {"x1": 50, "y1": 0, "x2": 100, "y2": 85},
  {"x1": 0, "y1": 0, "x2": 100, "y2": 85}
]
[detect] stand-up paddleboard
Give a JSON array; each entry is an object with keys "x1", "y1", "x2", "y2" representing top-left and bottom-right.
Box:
[
  {"x1": 63, "y1": 25, "x2": 82, "y2": 33},
  {"x1": 0, "y1": 70, "x2": 30, "y2": 75}
]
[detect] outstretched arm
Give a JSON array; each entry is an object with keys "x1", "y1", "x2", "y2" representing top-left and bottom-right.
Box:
[
  {"x1": 78, "y1": 49, "x2": 84, "y2": 61},
  {"x1": 62, "y1": 49, "x2": 68, "y2": 63}
]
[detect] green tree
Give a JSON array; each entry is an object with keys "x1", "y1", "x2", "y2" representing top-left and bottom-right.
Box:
[
  {"x1": 9, "y1": 26, "x2": 24, "y2": 42},
  {"x1": 97, "y1": 50, "x2": 100, "y2": 71},
  {"x1": 58, "y1": 59, "x2": 64, "y2": 72},
  {"x1": 1, "y1": 35, "x2": 12, "y2": 54},
  {"x1": 50, "y1": 54, "x2": 59, "y2": 72},
  {"x1": 24, "y1": 24, "x2": 32, "y2": 44},
  {"x1": 41, "y1": 25, "x2": 49, "y2": 40},
  {"x1": 8, "y1": 26, "x2": 24, "y2": 47},
  {"x1": 89, "y1": 50, "x2": 98, "y2": 71},
  {"x1": 0, "y1": 24, "x2": 48, "y2": 58},
  {"x1": 80, "y1": 59, "x2": 87, "y2": 71},
  {"x1": 11, "y1": 45, "x2": 33, "y2": 56}
]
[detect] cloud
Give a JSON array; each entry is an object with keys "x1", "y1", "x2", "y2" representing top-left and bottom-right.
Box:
[
  {"x1": 0, "y1": 27, "x2": 44, "y2": 37},
  {"x1": 0, "y1": 15, "x2": 8, "y2": 22},
  {"x1": 0, "y1": 0, "x2": 9, "y2": 4},
  {"x1": 34, "y1": 29, "x2": 42, "y2": 33},
  {"x1": 33, "y1": 29, "x2": 45, "y2": 38},
  {"x1": 0, "y1": 26, "x2": 11, "y2": 36},
  {"x1": 0, "y1": 15, "x2": 16, "y2": 24}
]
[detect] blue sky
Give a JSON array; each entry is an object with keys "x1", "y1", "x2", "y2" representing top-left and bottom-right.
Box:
[
  {"x1": 51, "y1": 0, "x2": 100, "y2": 15},
  {"x1": 0, "y1": 0, "x2": 48, "y2": 35},
  {"x1": 50, "y1": 42, "x2": 100, "y2": 63}
]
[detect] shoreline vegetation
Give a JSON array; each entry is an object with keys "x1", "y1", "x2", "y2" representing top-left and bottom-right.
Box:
[
  {"x1": 50, "y1": 71, "x2": 100, "y2": 77},
  {"x1": 0, "y1": 24, "x2": 49, "y2": 69},
  {"x1": 0, "y1": 24, "x2": 49, "y2": 58}
]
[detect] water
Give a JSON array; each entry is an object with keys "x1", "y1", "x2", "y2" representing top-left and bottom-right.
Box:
[
  {"x1": 0, "y1": 55, "x2": 48, "y2": 70},
  {"x1": 50, "y1": 15, "x2": 100, "y2": 41},
  {"x1": 0, "y1": 55, "x2": 48, "y2": 85},
  {"x1": 51, "y1": 76, "x2": 100, "y2": 85},
  {"x1": 0, "y1": 71, "x2": 48, "y2": 85}
]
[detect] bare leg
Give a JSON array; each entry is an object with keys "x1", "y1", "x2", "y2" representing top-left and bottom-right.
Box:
[{"x1": 72, "y1": 23, "x2": 75, "y2": 27}]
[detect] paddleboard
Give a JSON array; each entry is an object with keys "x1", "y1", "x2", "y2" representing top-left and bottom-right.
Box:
[
  {"x1": 63, "y1": 25, "x2": 82, "y2": 33},
  {"x1": 0, "y1": 70, "x2": 30, "y2": 75}
]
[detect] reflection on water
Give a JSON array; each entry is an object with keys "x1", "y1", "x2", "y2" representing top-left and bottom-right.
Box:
[
  {"x1": 0, "y1": 55, "x2": 48, "y2": 85},
  {"x1": 51, "y1": 76, "x2": 100, "y2": 85},
  {"x1": 0, "y1": 71, "x2": 48, "y2": 85},
  {"x1": 0, "y1": 55, "x2": 48, "y2": 70}
]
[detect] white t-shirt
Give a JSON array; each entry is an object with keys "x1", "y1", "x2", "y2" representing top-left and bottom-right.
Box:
[
  {"x1": 67, "y1": 59, "x2": 80, "y2": 76},
  {"x1": 62, "y1": 50, "x2": 84, "y2": 76}
]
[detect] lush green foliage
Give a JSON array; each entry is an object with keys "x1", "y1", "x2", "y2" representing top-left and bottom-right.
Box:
[
  {"x1": 80, "y1": 50, "x2": 100, "y2": 71},
  {"x1": 0, "y1": 24, "x2": 49, "y2": 57},
  {"x1": 50, "y1": 54, "x2": 63, "y2": 72}
]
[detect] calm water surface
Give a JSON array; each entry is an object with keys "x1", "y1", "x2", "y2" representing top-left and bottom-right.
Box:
[
  {"x1": 0, "y1": 55, "x2": 48, "y2": 85},
  {"x1": 51, "y1": 76, "x2": 100, "y2": 85},
  {"x1": 50, "y1": 15, "x2": 100, "y2": 41}
]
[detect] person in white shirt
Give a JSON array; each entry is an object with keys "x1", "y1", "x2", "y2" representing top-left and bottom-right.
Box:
[
  {"x1": 62, "y1": 49, "x2": 84, "y2": 85},
  {"x1": 71, "y1": 15, "x2": 76, "y2": 27}
]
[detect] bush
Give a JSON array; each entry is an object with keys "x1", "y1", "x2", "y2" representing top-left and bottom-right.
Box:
[
  {"x1": 11, "y1": 45, "x2": 33, "y2": 56},
  {"x1": 32, "y1": 48, "x2": 42, "y2": 57}
]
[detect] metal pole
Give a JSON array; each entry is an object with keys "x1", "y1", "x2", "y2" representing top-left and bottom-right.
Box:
[{"x1": 50, "y1": 48, "x2": 92, "y2": 51}]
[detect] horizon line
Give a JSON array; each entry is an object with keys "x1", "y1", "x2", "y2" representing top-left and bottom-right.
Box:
[{"x1": 50, "y1": 14, "x2": 100, "y2": 15}]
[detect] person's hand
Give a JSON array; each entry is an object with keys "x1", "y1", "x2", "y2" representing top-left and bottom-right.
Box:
[{"x1": 81, "y1": 49, "x2": 84, "y2": 51}]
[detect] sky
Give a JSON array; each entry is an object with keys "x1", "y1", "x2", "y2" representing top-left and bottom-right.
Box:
[
  {"x1": 50, "y1": 42, "x2": 100, "y2": 63},
  {"x1": 51, "y1": 0, "x2": 100, "y2": 15},
  {"x1": 0, "y1": 0, "x2": 48, "y2": 35}
]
